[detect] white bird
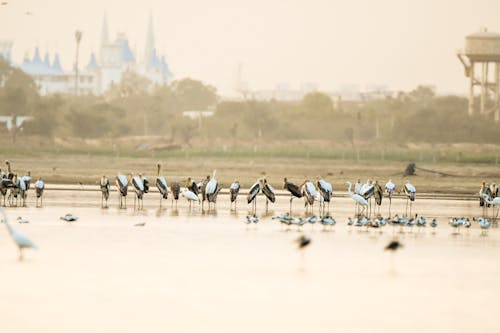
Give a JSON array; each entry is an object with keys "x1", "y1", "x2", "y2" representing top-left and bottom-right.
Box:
[
  {"x1": 229, "y1": 180, "x2": 240, "y2": 209},
  {"x1": 346, "y1": 181, "x2": 368, "y2": 216},
  {"x1": 247, "y1": 178, "x2": 262, "y2": 214},
  {"x1": 182, "y1": 189, "x2": 199, "y2": 208},
  {"x1": 1, "y1": 208, "x2": 37, "y2": 261},
  {"x1": 302, "y1": 180, "x2": 316, "y2": 213},
  {"x1": 481, "y1": 194, "x2": 500, "y2": 220},
  {"x1": 155, "y1": 164, "x2": 169, "y2": 207},
  {"x1": 316, "y1": 177, "x2": 333, "y2": 216},
  {"x1": 385, "y1": 179, "x2": 395, "y2": 217},
  {"x1": 402, "y1": 181, "x2": 416, "y2": 216},
  {"x1": 205, "y1": 170, "x2": 220, "y2": 210}
]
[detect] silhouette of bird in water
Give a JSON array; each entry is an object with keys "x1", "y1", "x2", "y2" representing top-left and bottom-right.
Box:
[
  {"x1": 385, "y1": 239, "x2": 403, "y2": 252},
  {"x1": 296, "y1": 235, "x2": 311, "y2": 250},
  {"x1": 134, "y1": 222, "x2": 146, "y2": 227}
]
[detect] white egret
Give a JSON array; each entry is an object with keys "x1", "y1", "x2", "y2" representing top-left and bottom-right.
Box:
[
  {"x1": 1, "y1": 208, "x2": 37, "y2": 261},
  {"x1": 346, "y1": 181, "x2": 368, "y2": 216}
]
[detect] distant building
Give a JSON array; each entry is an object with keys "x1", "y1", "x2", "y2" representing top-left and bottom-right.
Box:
[{"x1": 0, "y1": 13, "x2": 172, "y2": 96}]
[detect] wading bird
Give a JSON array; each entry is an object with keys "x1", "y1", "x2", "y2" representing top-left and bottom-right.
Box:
[
  {"x1": 302, "y1": 180, "x2": 316, "y2": 213},
  {"x1": 8, "y1": 174, "x2": 20, "y2": 207},
  {"x1": 296, "y1": 235, "x2": 311, "y2": 250},
  {"x1": 385, "y1": 239, "x2": 403, "y2": 252},
  {"x1": 316, "y1": 177, "x2": 333, "y2": 216},
  {"x1": 346, "y1": 181, "x2": 368, "y2": 216},
  {"x1": 1, "y1": 208, "x2": 37, "y2": 261},
  {"x1": 19, "y1": 172, "x2": 31, "y2": 207},
  {"x1": 247, "y1": 178, "x2": 262, "y2": 214},
  {"x1": 155, "y1": 164, "x2": 169, "y2": 207},
  {"x1": 132, "y1": 174, "x2": 145, "y2": 209},
  {"x1": 283, "y1": 178, "x2": 303, "y2": 214},
  {"x1": 401, "y1": 181, "x2": 416, "y2": 216},
  {"x1": 480, "y1": 194, "x2": 500, "y2": 220},
  {"x1": 200, "y1": 175, "x2": 210, "y2": 209},
  {"x1": 385, "y1": 179, "x2": 395, "y2": 217},
  {"x1": 35, "y1": 178, "x2": 44, "y2": 207},
  {"x1": 170, "y1": 182, "x2": 180, "y2": 207},
  {"x1": 229, "y1": 180, "x2": 240, "y2": 209},
  {"x1": 5, "y1": 160, "x2": 14, "y2": 179},
  {"x1": 373, "y1": 180, "x2": 383, "y2": 216},
  {"x1": 205, "y1": 170, "x2": 221, "y2": 210},
  {"x1": 100, "y1": 175, "x2": 110, "y2": 208},
  {"x1": 360, "y1": 179, "x2": 375, "y2": 217},
  {"x1": 261, "y1": 177, "x2": 276, "y2": 213},
  {"x1": 182, "y1": 188, "x2": 199, "y2": 208},
  {"x1": 116, "y1": 174, "x2": 130, "y2": 209},
  {"x1": 186, "y1": 177, "x2": 199, "y2": 198}
]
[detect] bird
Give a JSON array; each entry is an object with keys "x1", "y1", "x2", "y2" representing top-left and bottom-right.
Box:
[
  {"x1": 181, "y1": 188, "x2": 199, "y2": 208},
  {"x1": 131, "y1": 173, "x2": 145, "y2": 210},
  {"x1": 229, "y1": 180, "x2": 240, "y2": 209},
  {"x1": 35, "y1": 177, "x2": 45, "y2": 207},
  {"x1": 116, "y1": 174, "x2": 130, "y2": 209},
  {"x1": 200, "y1": 175, "x2": 210, "y2": 209},
  {"x1": 283, "y1": 178, "x2": 303, "y2": 214},
  {"x1": 247, "y1": 178, "x2": 262, "y2": 214},
  {"x1": 155, "y1": 164, "x2": 169, "y2": 207},
  {"x1": 346, "y1": 181, "x2": 368, "y2": 217},
  {"x1": 133, "y1": 222, "x2": 146, "y2": 227},
  {"x1": 347, "y1": 217, "x2": 355, "y2": 226},
  {"x1": 205, "y1": 170, "x2": 221, "y2": 210},
  {"x1": 305, "y1": 215, "x2": 319, "y2": 224},
  {"x1": 296, "y1": 235, "x2": 311, "y2": 250},
  {"x1": 320, "y1": 215, "x2": 336, "y2": 228},
  {"x1": 1, "y1": 208, "x2": 37, "y2": 261},
  {"x1": 60, "y1": 213, "x2": 78, "y2": 222},
  {"x1": 1, "y1": 2, "x2": 9, "y2": 6},
  {"x1": 385, "y1": 179, "x2": 396, "y2": 217},
  {"x1": 316, "y1": 177, "x2": 333, "y2": 216},
  {"x1": 186, "y1": 177, "x2": 199, "y2": 197},
  {"x1": 360, "y1": 179, "x2": 375, "y2": 217},
  {"x1": 170, "y1": 182, "x2": 181, "y2": 207},
  {"x1": 301, "y1": 180, "x2": 316, "y2": 213},
  {"x1": 373, "y1": 180, "x2": 383, "y2": 216},
  {"x1": 0, "y1": 173, "x2": 11, "y2": 206},
  {"x1": 8, "y1": 174, "x2": 20, "y2": 207},
  {"x1": 480, "y1": 194, "x2": 500, "y2": 220},
  {"x1": 430, "y1": 219, "x2": 438, "y2": 228},
  {"x1": 100, "y1": 175, "x2": 110, "y2": 208},
  {"x1": 401, "y1": 181, "x2": 416, "y2": 216},
  {"x1": 5, "y1": 160, "x2": 14, "y2": 180},
  {"x1": 478, "y1": 217, "x2": 492, "y2": 233},
  {"x1": 19, "y1": 171, "x2": 31, "y2": 207},
  {"x1": 385, "y1": 239, "x2": 403, "y2": 252},
  {"x1": 245, "y1": 215, "x2": 260, "y2": 224},
  {"x1": 17, "y1": 216, "x2": 29, "y2": 224},
  {"x1": 261, "y1": 177, "x2": 276, "y2": 213}
]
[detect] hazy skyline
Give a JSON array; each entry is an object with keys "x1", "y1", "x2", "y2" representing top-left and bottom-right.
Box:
[{"x1": 1, "y1": 0, "x2": 500, "y2": 96}]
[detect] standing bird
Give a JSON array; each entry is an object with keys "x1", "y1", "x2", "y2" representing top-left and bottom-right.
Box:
[
  {"x1": 35, "y1": 178, "x2": 45, "y2": 207},
  {"x1": 301, "y1": 180, "x2": 316, "y2": 213},
  {"x1": 283, "y1": 178, "x2": 303, "y2": 214},
  {"x1": 316, "y1": 177, "x2": 333, "y2": 216},
  {"x1": 200, "y1": 175, "x2": 210, "y2": 209},
  {"x1": 155, "y1": 164, "x2": 169, "y2": 207},
  {"x1": 205, "y1": 170, "x2": 221, "y2": 210},
  {"x1": 132, "y1": 174, "x2": 145, "y2": 209},
  {"x1": 100, "y1": 175, "x2": 110, "y2": 208},
  {"x1": 1, "y1": 208, "x2": 37, "y2": 261},
  {"x1": 19, "y1": 172, "x2": 31, "y2": 207},
  {"x1": 401, "y1": 181, "x2": 416, "y2": 216},
  {"x1": 261, "y1": 177, "x2": 276, "y2": 213},
  {"x1": 346, "y1": 181, "x2": 368, "y2": 217},
  {"x1": 8, "y1": 174, "x2": 20, "y2": 207},
  {"x1": 170, "y1": 182, "x2": 181, "y2": 207},
  {"x1": 116, "y1": 174, "x2": 130, "y2": 209},
  {"x1": 0, "y1": 175, "x2": 8, "y2": 206},
  {"x1": 229, "y1": 180, "x2": 240, "y2": 209},
  {"x1": 360, "y1": 179, "x2": 375, "y2": 217},
  {"x1": 296, "y1": 235, "x2": 311, "y2": 250},
  {"x1": 181, "y1": 188, "x2": 199, "y2": 208},
  {"x1": 480, "y1": 194, "x2": 500, "y2": 221},
  {"x1": 385, "y1": 179, "x2": 396, "y2": 217},
  {"x1": 185, "y1": 177, "x2": 199, "y2": 198},
  {"x1": 5, "y1": 160, "x2": 14, "y2": 180},
  {"x1": 247, "y1": 178, "x2": 262, "y2": 214},
  {"x1": 373, "y1": 180, "x2": 383, "y2": 216}
]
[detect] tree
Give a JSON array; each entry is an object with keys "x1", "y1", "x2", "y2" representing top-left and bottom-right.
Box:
[
  {"x1": 171, "y1": 78, "x2": 218, "y2": 111},
  {"x1": 106, "y1": 70, "x2": 152, "y2": 99},
  {"x1": 300, "y1": 92, "x2": 334, "y2": 114}
]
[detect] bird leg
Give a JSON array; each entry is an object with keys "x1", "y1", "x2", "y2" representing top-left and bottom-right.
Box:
[{"x1": 18, "y1": 248, "x2": 24, "y2": 261}]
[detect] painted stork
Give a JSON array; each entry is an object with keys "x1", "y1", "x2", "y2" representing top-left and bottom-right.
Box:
[
  {"x1": 132, "y1": 174, "x2": 145, "y2": 209},
  {"x1": 5, "y1": 160, "x2": 14, "y2": 180},
  {"x1": 170, "y1": 182, "x2": 181, "y2": 207},
  {"x1": 360, "y1": 179, "x2": 375, "y2": 217},
  {"x1": 199, "y1": 175, "x2": 210, "y2": 208},
  {"x1": 205, "y1": 170, "x2": 221, "y2": 210},
  {"x1": 35, "y1": 178, "x2": 45, "y2": 207},
  {"x1": 283, "y1": 178, "x2": 303, "y2": 214},
  {"x1": 19, "y1": 172, "x2": 31, "y2": 207},
  {"x1": 316, "y1": 177, "x2": 333, "y2": 216},
  {"x1": 8, "y1": 174, "x2": 20, "y2": 207},
  {"x1": 401, "y1": 181, "x2": 416, "y2": 216},
  {"x1": 247, "y1": 178, "x2": 262, "y2": 214},
  {"x1": 385, "y1": 179, "x2": 395, "y2": 217},
  {"x1": 155, "y1": 164, "x2": 169, "y2": 207},
  {"x1": 229, "y1": 180, "x2": 240, "y2": 209},
  {"x1": 186, "y1": 177, "x2": 199, "y2": 197},
  {"x1": 346, "y1": 181, "x2": 368, "y2": 216},
  {"x1": 116, "y1": 174, "x2": 130, "y2": 209},
  {"x1": 100, "y1": 175, "x2": 110, "y2": 208},
  {"x1": 261, "y1": 177, "x2": 276, "y2": 213},
  {"x1": 301, "y1": 180, "x2": 316, "y2": 213},
  {"x1": 373, "y1": 180, "x2": 383, "y2": 216}
]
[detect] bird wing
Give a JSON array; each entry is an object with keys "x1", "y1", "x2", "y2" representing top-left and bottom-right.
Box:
[
  {"x1": 262, "y1": 183, "x2": 276, "y2": 202},
  {"x1": 132, "y1": 176, "x2": 144, "y2": 191},
  {"x1": 318, "y1": 179, "x2": 332, "y2": 193},
  {"x1": 12, "y1": 230, "x2": 36, "y2": 249},
  {"x1": 405, "y1": 183, "x2": 416, "y2": 193},
  {"x1": 230, "y1": 182, "x2": 240, "y2": 191},
  {"x1": 247, "y1": 182, "x2": 261, "y2": 203},
  {"x1": 117, "y1": 175, "x2": 128, "y2": 187},
  {"x1": 205, "y1": 179, "x2": 217, "y2": 194},
  {"x1": 286, "y1": 182, "x2": 302, "y2": 198},
  {"x1": 305, "y1": 182, "x2": 316, "y2": 196}
]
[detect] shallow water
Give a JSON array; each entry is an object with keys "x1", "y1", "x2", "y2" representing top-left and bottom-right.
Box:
[{"x1": 0, "y1": 189, "x2": 499, "y2": 333}]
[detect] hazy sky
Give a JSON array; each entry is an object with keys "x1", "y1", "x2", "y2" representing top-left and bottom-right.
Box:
[{"x1": 1, "y1": 0, "x2": 500, "y2": 96}]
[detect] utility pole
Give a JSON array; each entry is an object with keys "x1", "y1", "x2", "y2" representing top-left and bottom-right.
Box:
[{"x1": 74, "y1": 30, "x2": 83, "y2": 95}]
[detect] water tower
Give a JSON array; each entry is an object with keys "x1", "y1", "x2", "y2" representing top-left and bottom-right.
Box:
[{"x1": 457, "y1": 29, "x2": 500, "y2": 122}]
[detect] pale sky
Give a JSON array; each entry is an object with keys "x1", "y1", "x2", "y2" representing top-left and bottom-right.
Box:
[{"x1": 1, "y1": 0, "x2": 500, "y2": 96}]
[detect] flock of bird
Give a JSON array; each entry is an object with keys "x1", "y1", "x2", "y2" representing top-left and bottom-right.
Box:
[{"x1": 0, "y1": 160, "x2": 496, "y2": 262}]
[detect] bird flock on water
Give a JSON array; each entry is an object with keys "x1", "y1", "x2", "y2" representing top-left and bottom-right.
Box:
[{"x1": 0, "y1": 160, "x2": 496, "y2": 261}]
